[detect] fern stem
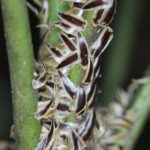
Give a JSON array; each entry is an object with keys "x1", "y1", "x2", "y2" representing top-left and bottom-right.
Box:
[
  {"x1": 1, "y1": 0, "x2": 40, "y2": 149},
  {"x1": 47, "y1": 0, "x2": 69, "y2": 46},
  {"x1": 124, "y1": 66, "x2": 150, "y2": 150},
  {"x1": 47, "y1": 1, "x2": 94, "y2": 85}
]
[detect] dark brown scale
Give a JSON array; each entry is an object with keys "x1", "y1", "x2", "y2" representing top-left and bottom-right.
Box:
[
  {"x1": 78, "y1": 32, "x2": 89, "y2": 66},
  {"x1": 37, "y1": 100, "x2": 53, "y2": 116},
  {"x1": 88, "y1": 87, "x2": 97, "y2": 108},
  {"x1": 94, "y1": 57, "x2": 101, "y2": 77},
  {"x1": 83, "y1": 0, "x2": 106, "y2": 9},
  {"x1": 78, "y1": 109, "x2": 85, "y2": 115},
  {"x1": 56, "y1": 53, "x2": 78, "y2": 69},
  {"x1": 119, "y1": 146, "x2": 124, "y2": 150},
  {"x1": 44, "y1": 121, "x2": 52, "y2": 126},
  {"x1": 94, "y1": 29, "x2": 112, "y2": 59},
  {"x1": 38, "y1": 86, "x2": 47, "y2": 93},
  {"x1": 45, "y1": 121, "x2": 54, "y2": 147},
  {"x1": 39, "y1": 72, "x2": 47, "y2": 82},
  {"x1": 58, "y1": 70, "x2": 77, "y2": 99},
  {"x1": 60, "y1": 134, "x2": 67, "y2": 140},
  {"x1": 58, "y1": 13, "x2": 86, "y2": 27},
  {"x1": 57, "y1": 103, "x2": 70, "y2": 111},
  {"x1": 87, "y1": 80, "x2": 96, "y2": 102},
  {"x1": 60, "y1": 32, "x2": 76, "y2": 51},
  {"x1": 55, "y1": 22, "x2": 71, "y2": 29},
  {"x1": 80, "y1": 115, "x2": 90, "y2": 136},
  {"x1": 46, "y1": 82, "x2": 54, "y2": 88},
  {"x1": 82, "y1": 111, "x2": 95, "y2": 141},
  {"x1": 102, "y1": 0, "x2": 116, "y2": 25},
  {"x1": 93, "y1": 9, "x2": 104, "y2": 25},
  {"x1": 39, "y1": 96, "x2": 43, "y2": 101},
  {"x1": 76, "y1": 87, "x2": 86, "y2": 113},
  {"x1": 72, "y1": 131, "x2": 79, "y2": 150},
  {"x1": 47, "y1": 45, "x2": 62, "y2": 57},
  {"x1": 84, "y1": 59, "x2": 94, "y2": 83}
]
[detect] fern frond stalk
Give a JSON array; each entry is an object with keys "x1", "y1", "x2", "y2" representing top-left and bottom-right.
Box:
[{"x1": 32, "y1": 0, "x2": 116, "y2": 150}]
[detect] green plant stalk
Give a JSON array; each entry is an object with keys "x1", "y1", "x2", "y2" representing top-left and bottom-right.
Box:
[
  {"x1": 48, "y1": 0, "x2": 69, "y2": 46},
  {"x1": 39, "y1": 0, "x2": 69, "y2": 60},
  {"x1": 69, "y1": 11, "x2": 94, "y2": 85},
  {"x1": 124, "y1": 66, "x2": 150, "y2": 150},
  {"x1": 100, "y1": 0, "x2": 145, "y2": 106},
  {"x1": 1, "y1": 0, "x2": 40, "y2": 149},
  {"x1": 47, "y1": 1, "x2": 94, "y2": 85},
  {"x1": 47, "y1": 1, "x2": 94, "y2": 121}
]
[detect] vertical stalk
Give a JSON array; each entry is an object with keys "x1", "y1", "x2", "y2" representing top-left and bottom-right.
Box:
[
  {"x1": 1, "y1": 0, "x2": 40, "y2": 149},
  {"x1": 38, "y1": 0, "x2": 69, "y2": 60},
  {"x1": 47, "y1": 1, "x2": 94, "y2": 85},
  {"x1": 47, "y1": 0, "x2": 69, "y2": 46}
]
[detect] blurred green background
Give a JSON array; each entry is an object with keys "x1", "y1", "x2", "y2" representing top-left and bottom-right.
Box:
[{"x1": 0, "y1": 0, "x2": 150, "y2": 149}]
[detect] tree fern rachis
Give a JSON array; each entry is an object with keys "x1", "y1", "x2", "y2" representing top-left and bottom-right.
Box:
[{"x1": 32, "y1": 0, "x2": 117, "y2": 150}]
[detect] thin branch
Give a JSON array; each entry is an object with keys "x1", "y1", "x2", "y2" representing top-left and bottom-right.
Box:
[{"x1": 1, "y1": 0, "x2": 40, "y2": 149}]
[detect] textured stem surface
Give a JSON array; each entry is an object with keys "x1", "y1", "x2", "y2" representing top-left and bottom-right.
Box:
[
  {"x1": 1, "y1": 0, "x2": 40, "y2": 149},
  {"x1": 34, "y1": 1, "x2": 116, "y2": 150}
]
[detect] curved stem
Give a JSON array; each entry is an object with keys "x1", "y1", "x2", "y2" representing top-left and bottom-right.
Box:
[
  {"x1": 1, "y1": 0, "x2": 40, "y2": 149},
  {"x1": 124, "y1": 66, "x2": 150, "y2": 150}
]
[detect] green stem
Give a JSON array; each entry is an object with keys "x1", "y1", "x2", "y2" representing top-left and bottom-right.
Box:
[
  {"x1": 1, "y1": 0, "x2": 40, "y2": 149},
  {"x1": 100, "y1": 0, "x2": 145, "y2": 106},
  {"x1": 47, "y1": 2, "x2": 95, "y2": 122},
  {"x1": 48, "y1": 0, "x2": 69, "y2": 46},
  {"x1": 47, "y1": 1, "x2": 94, "y2": 85},
  {"x1": 39, "y1": 0, "x2": 69, "y2": 60},
  {"x1": 124, "y1": 66, "x2": 150, "y2": 150},
  {"x1": 69, "y1": 11, "x2": 94, "y2": 85}
]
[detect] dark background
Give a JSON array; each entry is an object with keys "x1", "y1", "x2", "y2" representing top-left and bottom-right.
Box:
[{"x1": 0, "y1": 0, "x2": 150, "y2": 149}]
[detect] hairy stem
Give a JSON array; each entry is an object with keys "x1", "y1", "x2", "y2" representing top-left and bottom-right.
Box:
[
  {"x1": 1, "y1": 0, "x2": 40, "y2": 149},
  {"x1": 124, "y1": 66, "x2": 150, "y2": 150}
]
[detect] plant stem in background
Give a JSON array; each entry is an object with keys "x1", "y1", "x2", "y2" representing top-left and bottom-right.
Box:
[
  {"x1": 124, "y1": 66, "x2": 150, "y2": 150},
  {"x1": 1, "y1": 0, "x2": 40, "y2": 149},
  {"x1": 100, "y1": 0, "x2": 145, "y2": 106}
]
